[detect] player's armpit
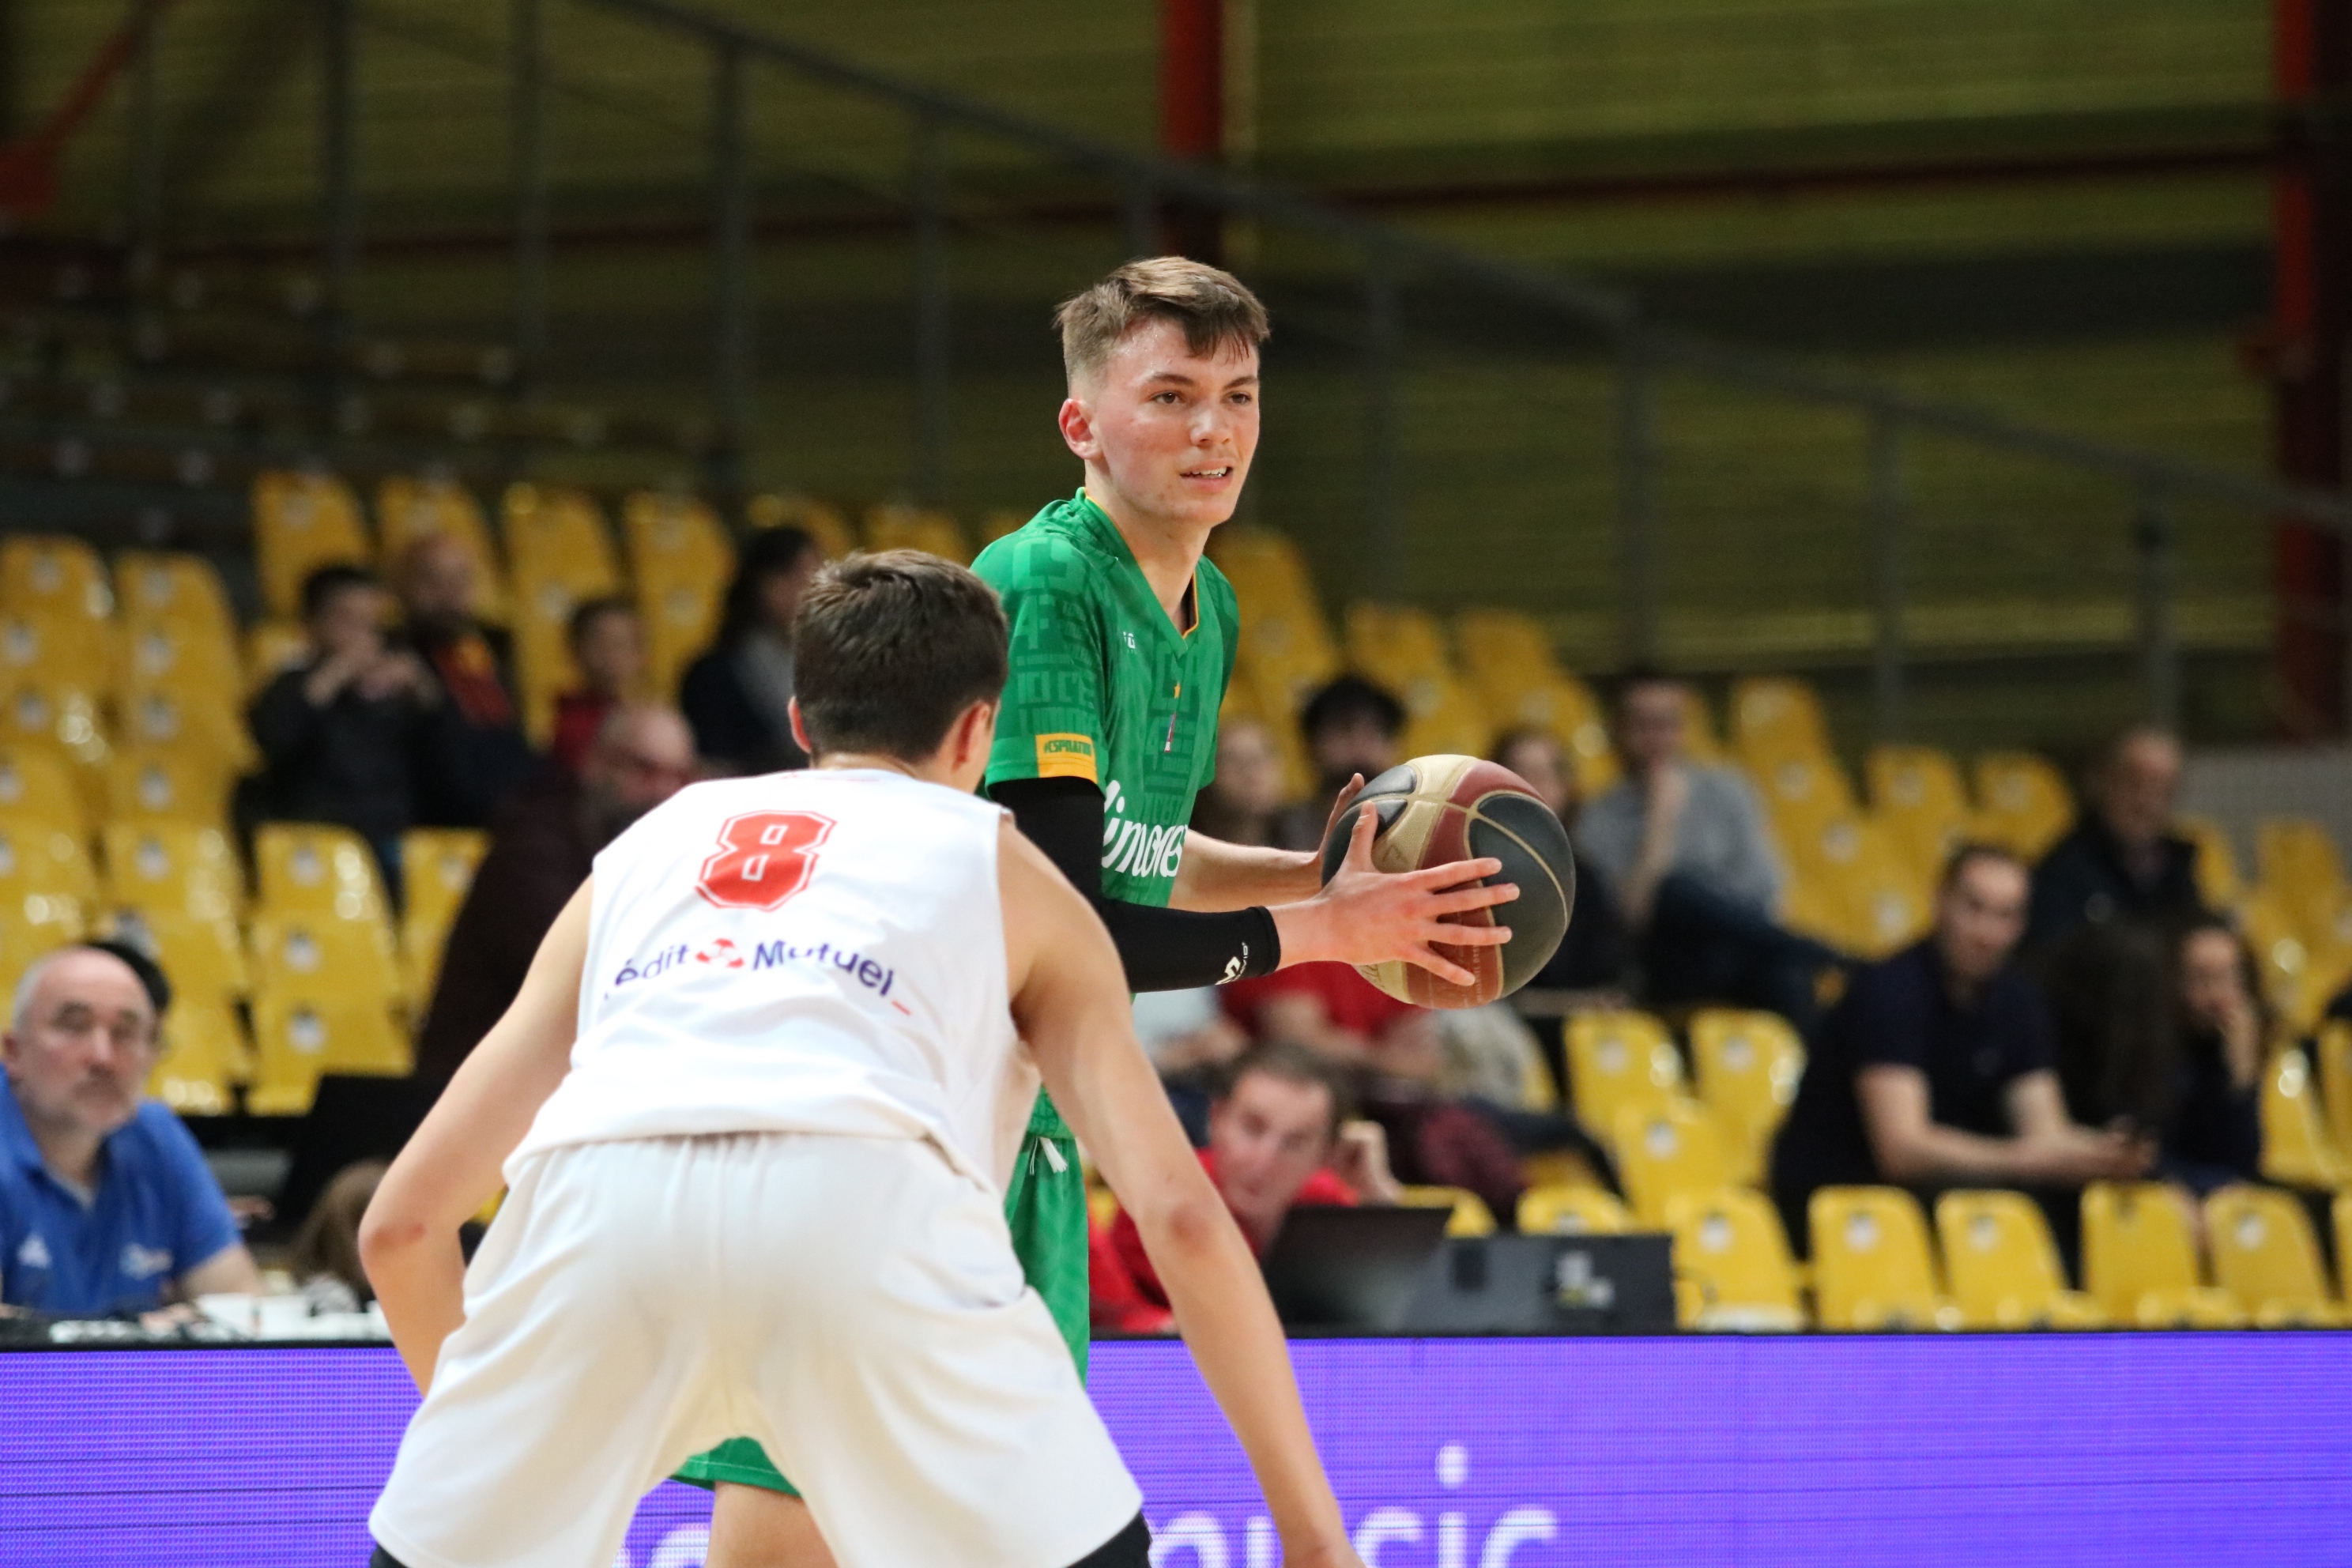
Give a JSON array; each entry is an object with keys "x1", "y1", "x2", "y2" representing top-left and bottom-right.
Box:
[
  {"x1": 996, "y1": 824, "x2": 1359, "y2": 1568},
  {"x1": 360, "y1": 877, "x2": 594, "y2": 1394}
]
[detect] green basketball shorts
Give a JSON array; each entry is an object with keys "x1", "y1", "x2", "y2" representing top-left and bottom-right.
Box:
[{"x1": 671, "y1": 1093, "x2": 1089, "y2": 1496}]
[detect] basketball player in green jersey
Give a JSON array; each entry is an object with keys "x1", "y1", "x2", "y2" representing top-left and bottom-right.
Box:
[{"x1": 693, "y1": 258, "x2": 1517, "y2": 1568}]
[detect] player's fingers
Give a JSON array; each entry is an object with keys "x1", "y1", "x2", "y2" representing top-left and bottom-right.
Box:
[
  {"x1": 1425, "y1": 880, "x2": 1518, "y2": 914},
  {"x1": 1342, "y1": 804, "x2": 1378, "y2": 867},
  {"x1": 1407, "y1": 947, "x2": 1479, "y2": 987},
  {"x1": 1404, "y1": 855, "x2": 1504, "y2": 890},
  {"x1": 1427, "y1": 921, "x2": 1512, "y2": 946}
]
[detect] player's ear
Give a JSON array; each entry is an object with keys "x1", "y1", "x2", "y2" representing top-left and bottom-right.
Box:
[
  {"x1": 1057, "y1": 395, "x2": 1097, "y2": 461},
  {"x1": 787, "y1": 697, "x2": 814, "y2": 757}
]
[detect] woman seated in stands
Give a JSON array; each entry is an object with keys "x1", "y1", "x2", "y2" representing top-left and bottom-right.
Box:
[{"x1": 677, "y1": 527, "x2": 822, "y2": 775}]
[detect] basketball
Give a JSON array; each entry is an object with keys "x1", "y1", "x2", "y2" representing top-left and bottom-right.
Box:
[{"x1": 1317, "y1": 754, "x2": 1576, "y2": 1009}]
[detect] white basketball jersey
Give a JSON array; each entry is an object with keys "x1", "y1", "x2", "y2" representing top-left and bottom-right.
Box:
[{"x1": 508, "y1": 769, "x2": 1035, "y2": 1192}]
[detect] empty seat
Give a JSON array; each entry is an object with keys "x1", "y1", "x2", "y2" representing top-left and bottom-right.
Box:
[
  {"x1": 253, "y1": 823, "x2": 388, "y2": 920},
  {"x1": 0, "y1": 676, "x2": 108, "y2": 771},
  {"x1": 1972, "y1": 752, "x2": 2075, "y2": 860},
  {"x1": 1688, "y1": 1008, "x2": 1805, "y2": 1184},
  {"x1": 2256, "y1": 817, "x2": 2349, "y2": 948},
  {"x1": 1751, "y1": 752, "x2": 1862, "y2": 839},
  {"x1": 0, "y1": 746, "x2": 89, "y2": 831},
  {"x1": 1612, "y1": 1100, "x2": 1736, "y2": 1228},
  {"x1": 1564, "y1": 1010, "x2": 1686, "y2": 1139},
  {"x1": 1664, "y1": 1188, "x2": 1807, "y2": 1330},
  {"x1": 862, "y1": 504, "x2": 971, "y2": 564},
  {"x1": 1516, "y1": 1185, "x2": 1632, "y2": 1235},
  {"x1": 1866, "y1": 744, "x2": 1972, "y2": 884},
  {"x1": 1933, "y1": 1190, "x2": 2103, "y2": 1329},
  {"x1": 243, "y1": 620, "x2": 314, "y2": 695},
  {"x1": 1208, "y1": 529, "x2": 1324, "y2": 626},
  {"x1": 2203, "y1": 1185, "x2": 2348, "y2": 1327},
  {"x1": 1, "y1": 608, "x2": 112, "y2": 701},
  {"x1": 0, "y1": 899, "x2": 89, "y2": 997},
  {"x1": 1729, "y1": 676, "x2": 1831, "y2": 767},
  {"x1": 0, "y1": 820, "x2": 97, "y2": 929},
  {"x1": 747, "y1": 494, "x2": 856, "y2": 560},
  {"x1": 2081, "y1": 1181, "x2": 2245, "y2": 1328},
  {"x1": 249, "y1": 911, "x2": 404, "y2": 1010},
  {"x1": 503, "y1": 485, "x2": 626, "y2": 743},
  {"x1": 1397, "y1": 1185, "x2": 1497, "y2": 1238},
  {"x1": 253, "y1": 470, "x2": 372, "y2": 619},
  {"x1": 148, "y1": 1000, "x2": 248, "y2": 1117},
  {"x1": 104, "y1": 748, "x2": 232, "y2": 828},
  {"x1": 0, "y1": 536, "x2": 111, "y2": 623},
  {"x1": 115, "y1": 551, "x2": 236, "y2": 646},
  {"x1": 2260, "y1": 1046, "x2": 2349, "y2": 1189},
  {"x1": 400, "y1": 827, "x2": 489, "y2": 1006},
  {"x1": 1807, "y1": 1186, "x2": 1958, "y2": 1331},
  {"x1": 376, "y1": 475, "x2": 511, "y2": 623},
  {"x1": 1783, "y1": 813, "x2": 1928, "y2": 956},
  {"x1": 104, "y1": 907, "x2": 249, "y2": 1005},
  {"x1": 247, "y1": 992, "x2": 411, "y2": 1116},
  {"x1": 624, "y1": 492, "x2": 733, "y2": 699},
  {"x1": 2316, "y1": 1020, "x2": 2352, "y2": 1155},
  {"x1": 2173, "y1": 814, "x2": 2244, "y2": 911}
]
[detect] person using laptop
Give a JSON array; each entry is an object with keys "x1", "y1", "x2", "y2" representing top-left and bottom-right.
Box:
[{"x1": 1093, "y1": 1042, "x2": 1400, "y2": 1332}]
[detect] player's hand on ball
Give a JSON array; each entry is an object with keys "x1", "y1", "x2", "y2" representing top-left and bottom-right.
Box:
[{"x1": 1306, "y1": 805, "x2": 1517, "y2": 987}]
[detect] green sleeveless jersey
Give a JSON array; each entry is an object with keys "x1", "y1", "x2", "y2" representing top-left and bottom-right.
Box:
[{"x1": 974, "y1": 489, "x2": 1238, "y2": 910}]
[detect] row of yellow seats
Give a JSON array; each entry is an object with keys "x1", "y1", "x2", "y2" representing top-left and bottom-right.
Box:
[
  {"x1": 149, "y1": 990, "x2": 413, "y2": 1118},
  {"x1": 1562, "y1": 1009, "x2": 1804, "y2": 1185}
]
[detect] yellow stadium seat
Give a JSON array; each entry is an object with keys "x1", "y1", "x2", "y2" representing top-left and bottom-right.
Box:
[
  {"x1": 104, "y1": 748, "x2": 232, "y2": 829},
  {"x1": 1808, "y1": 1186, "x2": 1959, "y2": 1330},
  {"x1": 253, "y1": 823, "x2": 388, "y2": 920},
  {"x1": 376, "y1": 475, "x2": 511, "y2": 623},
  {"x1": 101, "y1": 823, "x2": 243, "y2": 922},
  {"x1": 1972, "y1": 752, "x2": 2075, "y2": 860},
  {"x1": 1729, "y1": 676, "x2": 1832, "y2": 767},
  {"x1": 1208, "y1": 529, "x2": 1323, "y2": 622},
  {"x1": 117, "y1": 615, "x2": 240, "y2": 692},
  {"x1": 2203, "y1": 1185, "x2": 2349, "y2": 1327},
  {"x1": 1867, "y1": 744, "x2": 1973, "y2": 884},
  {"x1": 149, "y1": 1000, "x2": 248, "y2": 1116},
  {"x1": 104, "y1": 908, "x2": 248, "y2": 1006},
  {"x1": 115, "y1": 552, "x2": 236, "y2": 643},
  {"x1": 115, "y1": 669, "x2": 255, "y2": 774},
  {"x1": 2259, "y1": 1046, "x2": 2349, "y2": 1189},
  {"x1": 503, "y1": 486, "x2": 627, "y2": 744},
  {"x1": 1398, "y1": 1185, "x2": 1497, "y2": 1238},
  {"x1": 2256, "y1": 817, "x2": 2350, "y2": 950},
  {"x1": 1688, "y1": 1008, "x2": 1805, "y2": 1184},
  {"x1": 1665, "y1": 1188, "x2": 1807, "y2": 1330},
  {"x1": 253, "y1": 470, "x2": 371, "y2": 620},
  {"x1": 624, "y1": 492, "x2": 733, "y2": 699},
  {"x1": 400, "y1": 827, "x2": 488, "y2": 1006},
  {"x1": 0, "y1": 675, "x2": 108, "y2": 774},
  {"x1": 1236, "y1": 610, "x2": 1342, "y2": 719},
  {"x1": 1613, "y1": 1100, "x2": 1736, "y2": 1228},
  {"x1": 249, "y1": 910, "x2": 405, "y2": 1012},
  {"x1": 748, "y1": 494, "x2": 857, "y2": 560},
  {"x1": 0, "y1": 899, "x2": 89, "y2": 997},
  {"x1": 0, "y1": 747, "x2": 89, "y2": 831},
  {"x1": 1, "y1": 535, "x2": 111, "y2": 623},
  {"x1": 1751, "y1": 752, "x2": 1861, "y2": 839},
  {"x1": 1479, "y1": 671, "x2": 1618, "y2": 800},
  {"x1": 1517, "y1": 1185, "x2": 1632, "y2": 1235},
  {"x1": 1564, "y1": 1010, "x2": 1686, "y2": 1140},
  {"x1": 1781, "y1": 814, "x2": 1928, "y2": 957},
  {"x1": 2081, "y1": 1182, "x2": 2245, "y2": 1328},
  {"x1": 2, "y1": 606, "x2": 113, "y2": 701},
  {"x1": 0, "y1": 820, "x2": 97, "y2": 929},
  {"x1": 2240, "y1": 893, "x2": 2328, "y2": 1032},
  {"x1": 1934, "y1": 1190, "x2": 2104, "y2": 1329},
  {"x1": 2316, "y1": 1020, "x2": 2352, "y2": 1155},
  {"x1": 2173, "y1": 815, "x2": 2244, "y2": 911},
  {"x1": 2337, "y1": 1193, "x2": 2352, "y2": 1302},
  {"x1": 243, "y1": 620, "x2": 314, "y2": 696},
  {"x1": 247, "y1": 992, "x2": 411, "y2": 1116},
  {"x1": 862, "y1": 503, "x2": 971, "y2": 565},
  {"x1": 1086, "y1": 1185, "x2": 1118, "y2": 1232}
]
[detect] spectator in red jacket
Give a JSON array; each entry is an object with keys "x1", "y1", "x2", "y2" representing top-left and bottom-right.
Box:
[
  {"x1": 1094, "y1": 1042, "x2": 1398, "y2": 1332},
  {"x1": 548, "y1": 597, "x2": 646, "y2": 775}
]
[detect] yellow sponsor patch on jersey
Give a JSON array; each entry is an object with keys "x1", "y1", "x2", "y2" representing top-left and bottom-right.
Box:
[{"x1": 1035, "y1": 733, "x2": 1099, "y2": 782}]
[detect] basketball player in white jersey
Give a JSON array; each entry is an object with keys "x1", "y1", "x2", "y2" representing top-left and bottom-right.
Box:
[{"x1": 356, "y1": 552, "x2": 1468, "y2": 1568}]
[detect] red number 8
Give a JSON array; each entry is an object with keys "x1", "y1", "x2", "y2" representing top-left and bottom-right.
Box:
[{"x1": 695, "y1": 810, "x2": 835, "y2": 911}]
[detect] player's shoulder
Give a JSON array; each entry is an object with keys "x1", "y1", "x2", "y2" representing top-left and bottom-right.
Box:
[{"x1": 973, "y1": 496, "x2": 1119, "y2": 593}]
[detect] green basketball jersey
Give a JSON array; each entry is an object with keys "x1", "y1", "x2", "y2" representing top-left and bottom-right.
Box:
[{"x1": 974, "y1": 489, "x2": 1238, "y2": 910}]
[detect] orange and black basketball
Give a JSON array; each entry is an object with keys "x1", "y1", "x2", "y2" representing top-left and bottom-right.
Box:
[{"x1": 1317, "y1": 754, "x2": 1575, "y2": 1009}]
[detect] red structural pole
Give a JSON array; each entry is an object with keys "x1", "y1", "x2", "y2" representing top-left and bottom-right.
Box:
[
  {"x1": 1158, "y1": 0, "x2": 1224, "y2": 262},
  {"x1": 2268, "y1": 0, "x2": 2350, "y2": 737}
]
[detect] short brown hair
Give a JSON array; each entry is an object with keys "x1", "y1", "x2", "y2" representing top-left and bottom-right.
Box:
[
  {"x1": 792, "y1": 551, "x2": 1008, "y2": 760},
  {"x1": 1939, "y1": 839, "x2": 2027, "y2": 895},
  {"x1": 1216, "y1": 1039, "x2": 1355, "y2": 1140},
  {"x1": 1054, "y1": 257, "x2": 1270, "y2": 386}
]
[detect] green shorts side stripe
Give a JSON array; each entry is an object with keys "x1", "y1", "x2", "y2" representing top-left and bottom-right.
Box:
[{"x1": 673, "y1": 1095, "x2": 1087, "y2": 1497}]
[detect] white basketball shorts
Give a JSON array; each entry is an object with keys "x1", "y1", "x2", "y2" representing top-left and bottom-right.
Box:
[{"x1": 369, "y1": 1131, "x2": 1142, "y2": 1568}]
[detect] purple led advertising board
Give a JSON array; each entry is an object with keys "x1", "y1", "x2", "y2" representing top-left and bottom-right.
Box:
[{"x1": 2, "y1": 1334, "x2": 2348, "y2": 1567}]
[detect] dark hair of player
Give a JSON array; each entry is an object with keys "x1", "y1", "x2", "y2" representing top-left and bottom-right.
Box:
[
  {"x1": 300, "y1": 561, "x2": 379, "y2": 620},
  {"x1": 1213, "y1": 1039, "x2": 1355, "y2": 1141},
  {"x1": 792, "y1": 550, "x2": 1010, "y2": 762},
  {"x1": 1054, "y1": 256, "x2": 1271, "y2": 387}
]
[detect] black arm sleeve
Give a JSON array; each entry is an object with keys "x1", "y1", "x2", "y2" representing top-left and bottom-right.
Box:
[{"x1": 990, "y1": 776, "x2": 1280, "y2": 992}]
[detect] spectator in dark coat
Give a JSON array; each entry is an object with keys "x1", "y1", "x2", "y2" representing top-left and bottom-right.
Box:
[
  {"x1": 248, "y1": 565, "x2": 454, "y2": 890},
  {"x1": 394, "y1": 535, "x2": 536, "y2": 827},
  {"x1": 678, "y1": 527, "x2": 822, "y2": 776},
  {"x1": 2026, "y1": 726, "x2": 2203, "y2": 953},
  {"x1": 412, "y1": 706, "x2": 696, "y2": 1081},
  {"x1": 1271, "y1": 676, "x2": 1404, "y2": 853},
  {"x1": 2157, "y1": 918, "x2": 2266, "y2": 1194}
]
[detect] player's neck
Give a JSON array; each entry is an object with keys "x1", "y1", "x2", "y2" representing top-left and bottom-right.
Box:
[
  {"x1": 812, "y1": 751, "x2": 949, "y2": 788},
  {"x1": 1084, "y1": 480, "x2": 1214, "y2": 626}
]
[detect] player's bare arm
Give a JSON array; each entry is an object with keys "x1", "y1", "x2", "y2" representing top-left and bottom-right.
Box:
[
  {"x1": 360, "y1": 880, "x2": 591, "y2": 1393},
  {"x1": 999, "y1": 819, "x2": 1366, "y2": 1568}
]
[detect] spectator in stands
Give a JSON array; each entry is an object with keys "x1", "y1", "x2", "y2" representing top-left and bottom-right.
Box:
[
  {"x1": 1272, "y1": 675, "x2": 1405, "y2": 852},
  {"x1": 1092, "y1": 1042, "x2": 1400, "y2": 1332},
  {"x1": 2026, "y1": 726, "x2": 2203, "y2": 951},
  {"x1": 1576, "y1": 668, "x2": 1836, "y2": 1024},
  {"x1": 413, "y1": 706, "x2": 697, "y2": 1080},
  {"x1": 548, "y1": 597, "x2": 645, "y2": 776},
  {"x1": 1189, "y1": 717, "x2": 1288, "y2": 848},
  {"x1": 680, "y1": 527, "x2": 823, "y2": 775},
  {"x1": 249, "y1": 564, "x2": 454, "y2": 891},
  {"x1": 0, "y1": 945, "x2": 260, "y2": 1315},
  {"x1": 1221, "y1": 962, "x2": 1528, "y2": 1223},
  {"x1": 1491, "y1": 726, "x2": 1632, "y2": 997},
  {"x1": 291, "y1": 1159, "x2": 386, "y2": 1314},
  {"x1": 2155, "y1": 917, "x2": 2266, "y2": 1195},
  {"x1": 1770, "y1": 843, "x2": 2152, "y2": 1262},
  {"x1": 394, "y1": 535, "x2": 537, "y2": 827}
]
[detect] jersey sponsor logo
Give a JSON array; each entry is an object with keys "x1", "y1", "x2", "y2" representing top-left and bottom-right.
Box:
[
  {"x1": 17, "y1": 1233, "x2": 50, "y2": 1269},
  {"x1": 1035, "y1": 733, "x2": 1099, "y2": 782},
  {"x1": 749, "y1": 937, "x2": 899, "y2": 1004},
  {"x1": 611, "y1": 944, "x2": 692, "y2": 989},
  {"x1": 1099, "y1": 776, "x2": 1185, "y2": 880},
  {"x1": 121, "y1": 1242, "x2": 173, "y2": 1280},
  {"x1": 609, "y1": 933, "x2": 905, "y2": 1012},
  {"x1": 695, "y1": 938, "x2": 746, "y2": 970}
]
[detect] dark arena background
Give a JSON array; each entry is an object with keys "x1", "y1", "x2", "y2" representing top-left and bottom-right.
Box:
[{"x1": 3, "y1": 2, "x2": 2352, "y2": 1564}]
